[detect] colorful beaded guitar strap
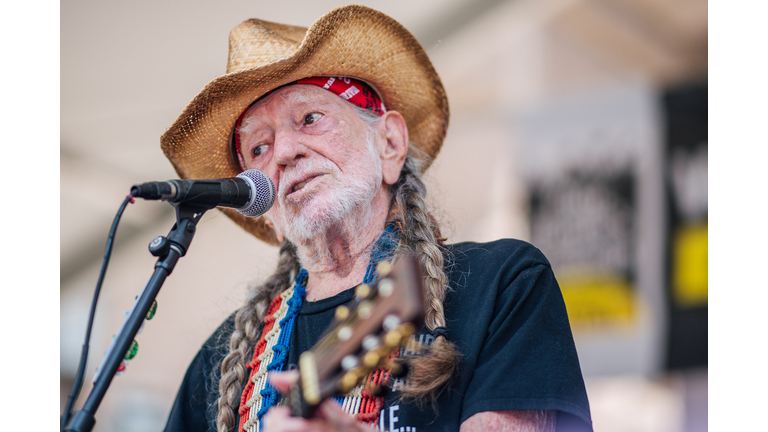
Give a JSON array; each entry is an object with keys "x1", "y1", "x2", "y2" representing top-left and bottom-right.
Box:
[{"x1": 239, "y1": 225, "x2": 401, "y2": 432}]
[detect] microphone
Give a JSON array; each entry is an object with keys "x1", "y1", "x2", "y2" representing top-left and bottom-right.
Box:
[{"x1": 130, "y1": 169, "x2": 276, "y2": 217}]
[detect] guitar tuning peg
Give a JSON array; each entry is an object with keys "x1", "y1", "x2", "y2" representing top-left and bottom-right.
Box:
[
  {"x1": 337, "y1": 326, "x2": 353, "y2": 341},
  {"x1": 378, "y1": 278, "x2": 394, "y2": 297},
  {"x1": 362, "y1": 335, "x2": 381, "y2": 351},
  {"x1": 339, "y1": 368, "x2": 368, "y2": 393},
  {"x1": 341, "y1": 354, "x2": 359, "y2": 371},
  {"x1": 382, "y1": 329, "x2": 403, "y2": 348},
  {"x1": 335, "y1": 305, "x2": 350, "y2": 321},
  {"x1": 357, "y1": 301, "x2": 373, "y2": 319},
  {"x1": 362, "y1": 351, "x2": 382, "y2": 368},
  {"x1": 397, "y1": 322, "x2": 417, "y2": 338},
  {"x1": 355, "y1": 283, "x2": 371, "y2": 299},
  {"x1": 375, "y1": 261, "x2": 392, "y2": 276}
]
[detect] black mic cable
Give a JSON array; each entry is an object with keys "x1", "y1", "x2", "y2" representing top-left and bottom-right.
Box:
[{"x1": 61, "y1": 195, "x2": 134, "y2": 431}]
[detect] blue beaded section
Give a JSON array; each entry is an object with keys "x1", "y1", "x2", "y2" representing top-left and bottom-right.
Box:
[
  {"x1": 256, "y1": 269, "x2": 307, "y2": 427},
  {"x1": 363, "y1": 224, "x2": 401, "y2": 284}
]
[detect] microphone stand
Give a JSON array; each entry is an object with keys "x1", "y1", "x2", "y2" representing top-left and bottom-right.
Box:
[{"x1": 64, "y1": 203, "x2": 208, "y2": 432}]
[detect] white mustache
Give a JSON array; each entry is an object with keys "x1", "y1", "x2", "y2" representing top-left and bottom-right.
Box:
[{"x1": 277, "y1": 158, "x2": 339, "y2": 199}]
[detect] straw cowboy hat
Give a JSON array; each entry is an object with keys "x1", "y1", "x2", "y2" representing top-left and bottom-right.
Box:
[{"x1": 160, "y1": 5, "x2": 449, "y2": 245}]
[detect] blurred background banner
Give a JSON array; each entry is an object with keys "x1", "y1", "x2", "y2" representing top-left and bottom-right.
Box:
[
  {"x1": 662, "y1": 84, "x2": 708, "y2": 372},
  {"x1": 61, "y1": 1, "x2": 707, "y2": 431},
  {"x1": 518, "y1": 82, "x2": 664, "y2": 377}
]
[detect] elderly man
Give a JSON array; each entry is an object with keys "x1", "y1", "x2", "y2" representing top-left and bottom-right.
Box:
[{"x1": 162, "y1": 6, "x2": 591, "y2": 432}]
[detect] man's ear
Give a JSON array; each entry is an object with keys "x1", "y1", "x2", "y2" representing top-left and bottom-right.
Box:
[{"x1": 378, "y1": 111, "x2": 409, "y2": 185}]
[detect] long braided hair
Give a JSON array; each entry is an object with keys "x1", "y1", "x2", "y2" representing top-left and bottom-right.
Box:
[
  {"x1": 215, "y1": 107, "x2": 459, "y2": 432},
  {"x1": 216, "y1": 242, "x2": 301, "y2": 432},
  {"x1": 386, "y1": 154, "x2": 461, "y2": 408}
]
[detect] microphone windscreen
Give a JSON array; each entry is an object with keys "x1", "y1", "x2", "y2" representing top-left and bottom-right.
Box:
[{"x1": 236, "y1": 169, "x2": 276, "y2": 217}]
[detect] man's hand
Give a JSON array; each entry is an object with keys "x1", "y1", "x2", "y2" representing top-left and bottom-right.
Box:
[
  {"x1": 265, "y1": 372, "x2": 555, "y2": 432},
  {"x1": 262, "y1": 371, "x2": 375, "y2": 432}
]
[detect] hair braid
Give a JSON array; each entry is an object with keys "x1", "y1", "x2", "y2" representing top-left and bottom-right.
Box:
[
  {"x1": 388, "y1": 155, "x2": 461, "y2": 407},
  {"x1": 216, "y1": 242, "x2": 300, "y2": 432}
]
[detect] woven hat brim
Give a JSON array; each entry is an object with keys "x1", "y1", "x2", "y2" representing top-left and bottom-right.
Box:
[{"x1": 160, "y1": 5, "x2": 449, "y2": 244}]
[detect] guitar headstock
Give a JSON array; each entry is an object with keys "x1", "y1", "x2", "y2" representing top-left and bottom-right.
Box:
[{"x1": 284, "y1": 254, "x2": 425, "y2": 418}]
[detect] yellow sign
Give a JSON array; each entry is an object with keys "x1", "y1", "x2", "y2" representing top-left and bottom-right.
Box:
[
  {"x1": 558, "y1": 271, "x2": 637, "y2": 329},
  {"x1": 672, "y1": 222, "x2": 708, "y2": 307}
]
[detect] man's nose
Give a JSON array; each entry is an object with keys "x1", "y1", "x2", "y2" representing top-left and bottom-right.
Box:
[{"x1": 273, "y1": 129, "x2": 307, "y2": 169}]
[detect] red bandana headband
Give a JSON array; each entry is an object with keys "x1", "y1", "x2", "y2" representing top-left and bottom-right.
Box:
[{"x1": 233, "y1": 76, "x2": 386, "y2": 169}]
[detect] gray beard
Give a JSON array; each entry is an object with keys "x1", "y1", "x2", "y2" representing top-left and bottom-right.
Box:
[
  {"x1": 273, "y1": 132, "x2": 382, "y2": 245},
  {"x1": 280, "y1": 174, "x2": 379, "y2": 244}
]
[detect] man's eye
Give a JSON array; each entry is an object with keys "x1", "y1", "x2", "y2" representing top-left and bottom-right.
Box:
[
  {"x1": 251, "y1": 144, "x2": 268, "y2": 157},
  {"x1": 304, "y1": 112, "x2": 322, "y2": 125}
]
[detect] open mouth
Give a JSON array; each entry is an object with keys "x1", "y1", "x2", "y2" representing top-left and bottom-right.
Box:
[{"x1": 290, "y1": 175, "x2": 321, "y2": 194}]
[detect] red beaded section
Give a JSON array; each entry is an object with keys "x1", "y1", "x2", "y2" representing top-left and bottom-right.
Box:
[
  {"x1": 355, "y1": 366, "x2": 392, "y2": 425},
  {"x1": 238, "y1": 294, "x2": 285, "y2": 432}
]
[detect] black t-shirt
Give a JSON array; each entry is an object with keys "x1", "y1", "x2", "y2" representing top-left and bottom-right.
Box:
[{"x1": 165, "y1": 239, "x2": 593, "y2": 432}]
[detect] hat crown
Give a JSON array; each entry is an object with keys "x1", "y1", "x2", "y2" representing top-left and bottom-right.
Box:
[
  {"x1": 162, "y1": 6, "x2": 449, "y2": 244},
  {"x1": 227, "y1": 20, "x2": 306, "y2": 74}
]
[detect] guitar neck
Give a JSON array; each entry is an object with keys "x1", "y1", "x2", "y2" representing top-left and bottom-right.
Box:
[{"x1": 283, "y1": 255, "x2": 425, "y2": 418}]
